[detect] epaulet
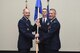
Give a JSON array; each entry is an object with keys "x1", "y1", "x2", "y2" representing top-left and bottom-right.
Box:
[
  {"x1": 20, "y1": 18, "x2": 23, "y2": 20},
  {"x1": 21, "y1": 17, "x2": 24, "y2": 20}
]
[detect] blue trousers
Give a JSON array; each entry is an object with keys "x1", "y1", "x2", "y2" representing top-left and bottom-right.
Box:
[
  {"x1": 18, "y1": 48, "x2": 30, "y2": 53},
  {"x1": 39, "y1": 43, "x2": 59, "y2": 53}
]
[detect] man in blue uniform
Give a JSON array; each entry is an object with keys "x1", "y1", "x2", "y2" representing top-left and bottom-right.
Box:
[
  {"x1": 36, "y1": 8, "x2": 61, "y2": 53},
  {"x1": 35, "y1": 8, "x2": 49, "y2": 53},
  {"x1": 18, "y1": 8, "x2": 35, "y2": 53}
]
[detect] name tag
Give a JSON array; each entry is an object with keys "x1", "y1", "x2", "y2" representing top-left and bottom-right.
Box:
[
  {"x1": 27, "y1": 28, "x2": 29, "y2": 31},
  {"x1": 47, "y1": 22, "x2": 50, "y2": 26}
]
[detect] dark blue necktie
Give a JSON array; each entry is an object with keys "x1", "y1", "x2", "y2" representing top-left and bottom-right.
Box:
[{"x1": 43, "y1": 18, "x2": 45, "y2": 24}]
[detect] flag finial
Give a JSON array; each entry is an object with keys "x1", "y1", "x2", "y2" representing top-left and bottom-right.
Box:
[
  {"x1": 25, "y1": 0, "x2": 27, "y2": 8},
  {"x1": 47, "y1": 0, "x2": 49, "y2": 2}
]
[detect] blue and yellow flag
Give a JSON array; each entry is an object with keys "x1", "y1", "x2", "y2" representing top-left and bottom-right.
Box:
[{"x1": 34, "y1": 0, "x2": 42, "y2": 21}]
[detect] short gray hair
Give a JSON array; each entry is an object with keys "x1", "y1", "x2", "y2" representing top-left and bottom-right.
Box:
[{"x1": 50, "y1": 8, "x2": 56, "y2": 14}]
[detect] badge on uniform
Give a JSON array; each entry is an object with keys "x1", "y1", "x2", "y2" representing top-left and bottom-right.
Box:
[
  {"x1": 47, "y1": 22, "x2": 50, "y2": 26},
  {"x1": 27, "y1": 28, "x2": 29, "y2": 31}
]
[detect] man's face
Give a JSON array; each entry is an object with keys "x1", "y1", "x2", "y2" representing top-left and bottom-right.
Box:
[
  {"x1": 42, "y1": 9, "x2": 47, "y2": 17},
  {"x1": 23, "y1": 9, "x2": 30, "y2": 18},
  {"x1": 49, "y1": 10, "x2": 56, "y2": 19}
]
